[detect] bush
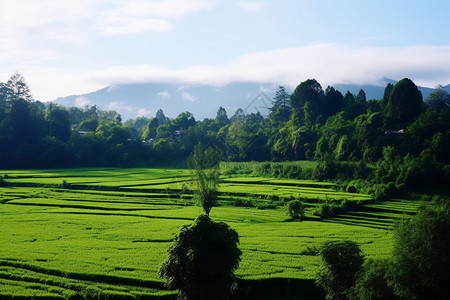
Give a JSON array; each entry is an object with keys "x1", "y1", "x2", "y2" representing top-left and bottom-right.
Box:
[
  {"x1": 286, "y1": 200, "x2": 305, "y2": 220},
  {"x1": 316, "y1": 240, "x2": 364, "y2": 300},
  {"x1": 313, "y1": 199, "x2": 358, "y2": 219},
  {"x1": 389, "y1": 202, "x2": 450, "y2": 299},
  {"x1": 354, "y1": 259, "x2": 398, "y2": 300},
  {"x1": 346, "y1": 185, "x2": 357, "y2": 193}
]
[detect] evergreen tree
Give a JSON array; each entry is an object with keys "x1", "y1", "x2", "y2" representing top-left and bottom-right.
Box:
[{"x1": 269, "y1": 85, "x2": 291, "y2": 123}]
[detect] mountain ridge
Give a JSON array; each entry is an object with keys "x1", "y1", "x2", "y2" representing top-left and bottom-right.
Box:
[{"x1": 53, "y1": 81, "x2": 449, "y2": 121}]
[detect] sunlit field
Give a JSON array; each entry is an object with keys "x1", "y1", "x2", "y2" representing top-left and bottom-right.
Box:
[{"x1": 0, "y1": 168, "x2": 424, "y2": 299}]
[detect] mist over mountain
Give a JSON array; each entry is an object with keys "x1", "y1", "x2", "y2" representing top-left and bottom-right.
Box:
[{"x1": 53, "y1": 80, "x2": 449, "y2": 121}]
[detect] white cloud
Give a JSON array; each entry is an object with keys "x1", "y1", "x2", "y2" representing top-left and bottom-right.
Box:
[
  {"x1": 108, "y1": 101, "x2": 134, "y2": 112},
  {"x1": 6, "y1": 44, "x2": 450, "y2": 101},
  {"x1": 158, "y1": 90, "x2": 170, "y2": 98},
  {"x1": 137, "y1": 108, "x2": 153, "y2": 117},
  {"x1": 96, "y1": 0, "x2": 211, "y2": 35},
  {"x1": 83, "y1": 44, "x2": 450, "y2": 89},
  {"x1": 97, "y1": 15, "x2": 174, "y2": 35},
  {"x1": 181, "y1": 92, "x2": 197, "y2": 102},
  {"x1": 75, "y1": 96, "x2": 91, "y2": 107}
]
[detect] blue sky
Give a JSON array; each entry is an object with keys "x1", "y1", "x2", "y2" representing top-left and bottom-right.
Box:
[{"x1": 1, "y1": 0, "x2": 450, "y2": 101}]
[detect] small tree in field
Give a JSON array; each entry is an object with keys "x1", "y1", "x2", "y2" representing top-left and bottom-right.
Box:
[
  {"x1": 316, "y1": 240, "x2": 364, "y2": 300},
  {"x1": 187, "y1": 144, "x2": 221, "y2": 216},
  {"x1": 286, "y1": 200, "x2": 305, "y2": 220},
  {"x1": 159, "y1": 215, "x2": 242, "y2": 300}
]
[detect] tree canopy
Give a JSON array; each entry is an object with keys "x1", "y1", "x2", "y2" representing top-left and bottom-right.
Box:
[{"x1": 159, "y1": 215, "x2": 242, "y2": 300}]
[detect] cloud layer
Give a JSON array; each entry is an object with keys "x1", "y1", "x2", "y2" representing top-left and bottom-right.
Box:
[
  {"x1": 4, "y1": 44, "x2": 450, "y2": 101},
  {"x1": 84, "y1": 44, "x2": 450, "y2": 88}
]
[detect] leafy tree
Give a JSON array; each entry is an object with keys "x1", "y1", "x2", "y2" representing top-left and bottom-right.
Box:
[
  {"x1": 389, "y1": 202, "x2": 450, "y2": 299},
  {"x1": 187, "y1": 144, "x2": 221, "y2": 216},
  {"x1": 159, "y1": 214, "x2": 242, "y2": 300},
  {"x1": 45, "y1": 104, "x2": 71, "y2": 142},
  {"x1": 172, "y1": 111, "x2": 196, "y2": 130},
  {"x1": 354, "y1": 259, "x2": 398, "y2": 300},
  {"x1": 323, "y1": 86, "x2": 343, "y2": 119},
  {"x1": 290, "y1": 79, "x2": 324, "y2": 113},
  {"x1": 426, "y1": 86, "x2": 450, "y2": 112},
  {"x1": 316, "y1": 240, "x2": 364, "y2": 300},
  {"x1": 286, "y1": 200, "x2": 305, "y2": 220},
  {"x1": 77, "y1": 118, "x2": 98, "y2": 132},
  {"x1": 142, "y1": 117, "x2": 159, "y2": 140},
  {"x1": 387, "y1": 78, "x2": 423, "y2": 125}
]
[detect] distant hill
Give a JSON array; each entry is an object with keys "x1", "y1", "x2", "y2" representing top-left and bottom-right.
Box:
[
  {"x1": 54, "y1": 82, "x2": 278, "y2": 121},
  {"x1": 53, "y1": 81, "x2": 449, "y2": 121}
]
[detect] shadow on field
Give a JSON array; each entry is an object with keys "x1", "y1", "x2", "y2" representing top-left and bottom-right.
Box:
[{"x1": 236, "y1": 278, "x2": 324, "y2": 300}]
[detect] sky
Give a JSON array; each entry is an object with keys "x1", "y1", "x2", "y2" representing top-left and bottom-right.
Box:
[{"x1": 1, "y1": 0, "x2": 450, "y2": 102}]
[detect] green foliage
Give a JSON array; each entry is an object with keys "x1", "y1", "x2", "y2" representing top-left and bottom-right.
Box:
[
  {"x1": 313, "y1": 199, "x2": 359, "y2": 219},
  {"x1": 187, "y1": 144, "x2": 221, "y2": 216},
  {"x1": 388, "y1": 78, "x2": 423, "y2": 125},
  {"x1": 353, "y1": 259, "x2": 398, "y2": 300},
  {"x1": 316, "y1": 240, "x2": 364, "y2": 300},
  {"x1": 159, "y1": 214, "x2": 242, "y2": 300},
  {"x1": 389, "y1": 202, "x2": 450, "y2": 299},
  {"x1": 286, "y1": 200, "x2": 305, "y2": 220}
]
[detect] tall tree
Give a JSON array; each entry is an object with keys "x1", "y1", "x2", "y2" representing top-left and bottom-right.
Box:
[
  {"x1": 216, "y1": 106, "x2": 229, "y2": 126},
  {"x1": 156, "y1": 109, "x2": 169, "y2": 125},
  {"x1": 269, "y1": 85, "x2": 292, "y2": 123},
  {"x1": 5, "y1": 72, "x2": 34, "y2": 102},
  {"x1": 323, "y1": 86, "x2": 344, "y2": 119},
  {"x1": 382, "y1": 83, "x2": 394, "y2": 108},
  {"x1": 356, "y1": 89, "x2": 367, "y2": 103},
  {"x1": 387, "y1": 78, "x2": 423, "y2": 125},
  {"x1": 45, "y1": 104, "x2": 71, "y2": 142},
  {"x1": 426, "y1": 86, "x2": 450, "y2": 111}
]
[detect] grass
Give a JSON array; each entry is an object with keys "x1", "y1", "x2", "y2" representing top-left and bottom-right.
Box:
[{"x1": 0, "y1": 167, "x2": 425, "y2": 299}]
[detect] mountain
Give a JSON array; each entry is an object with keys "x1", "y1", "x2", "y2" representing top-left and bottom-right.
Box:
[
  {"x1": 53, "y1": 81, "x2": 449, "y2": 121},
  {"x1": 53, "y1": 82, "x2": 279, "y2": 121}
]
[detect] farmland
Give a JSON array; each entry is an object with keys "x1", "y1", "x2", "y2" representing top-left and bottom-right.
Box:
[{"x1": 0, "y1": 168, "x2": 425, "y2": 299}]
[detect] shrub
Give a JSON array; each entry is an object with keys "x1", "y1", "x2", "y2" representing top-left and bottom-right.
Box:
[
  {"x1": 316, "y1": 240, "x2": 364, "y2": 300},
  {"x1": 389, "y1": 202, "x2": 450, "y2": 299},
  {"x1": 354, "y1": 259, "x2": 398, "y2": 300},
  {"x1": 286, "y1": 200, "x2": 305, "y2": 220},
  {"x1": 346, "y1": 185, "x2": 357, "y2": 193}
]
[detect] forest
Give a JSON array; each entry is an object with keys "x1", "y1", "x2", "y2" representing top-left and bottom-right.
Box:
[{"x1": 0, "y1": 72, "x2": 449, "y2": 195}]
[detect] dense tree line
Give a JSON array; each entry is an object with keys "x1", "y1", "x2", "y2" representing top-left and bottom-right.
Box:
[{"x1": 1, "y1": 73, "x2": 449, "y2": 192}]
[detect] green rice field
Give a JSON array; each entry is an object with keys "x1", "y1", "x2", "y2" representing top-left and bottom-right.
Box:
[{"x1": 0, "y1": 168, "x2": 426, "y2": 299}]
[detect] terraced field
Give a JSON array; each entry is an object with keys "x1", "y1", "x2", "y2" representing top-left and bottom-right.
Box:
[{"x1": 0, "y1": 168, "x2": 425, "y2": 299}]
